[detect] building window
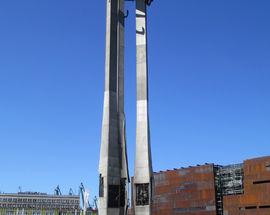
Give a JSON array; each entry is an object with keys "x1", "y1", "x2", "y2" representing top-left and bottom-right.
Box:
[{"x1": 253, "y1": 180, "x2": 270, "y2": 184}]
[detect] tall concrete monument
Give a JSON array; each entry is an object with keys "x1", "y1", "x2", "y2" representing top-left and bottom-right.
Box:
[
  {"x1": 98, "y1": 0, "x2": 129, "y2": 214},
  {"x1": 133, "y1": 0, "x2": 153, "y2": 215},
  {"x1": 99, "y1": 0, "x2": 153, "y2": 214}
]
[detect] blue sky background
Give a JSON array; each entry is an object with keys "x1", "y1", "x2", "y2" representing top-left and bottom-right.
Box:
[{"x1": 0, "y1": 0, "x2": 269, "y2": 200}]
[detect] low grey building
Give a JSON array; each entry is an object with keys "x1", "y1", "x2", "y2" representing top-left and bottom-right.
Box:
[{"x1": 0, "y1": 192, "x2": 80, "y2": 215}]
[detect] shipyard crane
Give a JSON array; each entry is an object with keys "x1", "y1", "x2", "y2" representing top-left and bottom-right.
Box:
[
  {"x1": 54, "y1": 185, "x2": 62, "y2": 196},
  {"x1": 79, "y1": 183, "x2": 90, "y2": 215},
  {"x1": 93, "y1": 196, "x2": 98, "y2": 210},
  {"x1": 69, "y1": 188, "x2": 74, "y2": 195}
]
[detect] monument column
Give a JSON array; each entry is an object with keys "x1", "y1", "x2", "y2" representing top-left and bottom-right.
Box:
[
  {"x1": 133, "y1": 0, "x2": 153, "y2": 214},
  {"x1": 99, "y1": 0, "x2": 129, "y2": 214}
]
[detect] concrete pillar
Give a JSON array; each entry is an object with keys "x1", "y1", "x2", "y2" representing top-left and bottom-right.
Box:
[
  {"x1": 98, "y1": 0, "x2": 129, "y2": 214},
  {"x1": 133, "y1": 0, "x2": 153, "y2": 215},
  {"x1": 118, "y1": 0, "x2": 130, "y2": 213}
]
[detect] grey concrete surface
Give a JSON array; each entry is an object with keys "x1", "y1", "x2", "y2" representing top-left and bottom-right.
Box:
[
  {"x1": 133, "y1": 0, "x2": 153, "y2": 214},
  {"x1": 99, "y1": 0, "x2": 129, "y2": 214}
]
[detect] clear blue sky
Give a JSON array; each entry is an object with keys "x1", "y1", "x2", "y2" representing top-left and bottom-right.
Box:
[{"x1": 0, "y1": 0, "x2": 269, "y2": 200}]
